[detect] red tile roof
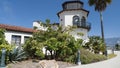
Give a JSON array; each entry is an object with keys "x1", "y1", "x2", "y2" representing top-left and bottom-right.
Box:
[{"x1": 0, "y1": 24, "x2": 35, "y2": 33}]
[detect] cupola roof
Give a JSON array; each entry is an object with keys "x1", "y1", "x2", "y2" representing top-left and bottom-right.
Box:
[{"x1": 62, "y1": 0, "x2": 84, "y2": 10}]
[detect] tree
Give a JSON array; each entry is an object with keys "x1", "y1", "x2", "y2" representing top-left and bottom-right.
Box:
[
  {"x1": 85, "y1": 36, "x2": 105, "y2": 54},
  {"x1": 115, "y1": 43, "x2": 120, "y2": 50},
  {"x1": 24, "y1": 19, "x2": 83, "y2": 63},
  {"x1": 88, "y1": 0, "x2": 112, "y2": 56},
  {"x1": 88, "y1": 0, "x2": 112, "y2": 42},
  {"x1": 0, "y1": 29, "x2": 7, "y2": 44},
  {"x1": 0, "y1": 29, "x2": 14, "y2": 63}
]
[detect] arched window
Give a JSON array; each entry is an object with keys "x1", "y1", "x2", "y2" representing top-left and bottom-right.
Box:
[
  {"x1": 73, "y1": 15, "x2": 79, "y2": 26},
  {"x1": 81, "y1": 16, "x2": 86, "y2": 27}
]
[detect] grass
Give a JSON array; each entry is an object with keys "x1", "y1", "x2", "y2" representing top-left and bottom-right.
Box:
[
  {"x1": 7, "y1": 65, "x2": 12, "y2": 68},
  {"x1": 80, "y1": 48, "x2": 107, "y2": 64},
  {"x1": 108, "y1": 54, "x2": 117, "y2": 59}
]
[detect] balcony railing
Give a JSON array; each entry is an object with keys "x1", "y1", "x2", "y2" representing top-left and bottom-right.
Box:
[{"x1": 73, "y1": 22, "x2": 91, "y2": 31}]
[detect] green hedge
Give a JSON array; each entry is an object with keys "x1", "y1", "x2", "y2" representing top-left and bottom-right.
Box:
[
  {"x1": 80, "y1": 48, "x2": 107, "y2": 64},
  {"x1": 0, "y1": 44, "x2": 13, "y2": 64}
]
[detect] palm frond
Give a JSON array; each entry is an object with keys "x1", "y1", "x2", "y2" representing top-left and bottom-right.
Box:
[
  {"x1": 106, "y1": 0, "x2": 112, "y2": 4},
  {"x1": 89, "y1": 0, "x2": 112, "y2": 12},
  {"x1": 88, "y1": 0, "x2": 96, "y2": 6}
]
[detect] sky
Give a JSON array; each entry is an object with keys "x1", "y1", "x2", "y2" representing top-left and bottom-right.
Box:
[{"x1": 0, "y1": 0, "x2": 120, "y2": 38}]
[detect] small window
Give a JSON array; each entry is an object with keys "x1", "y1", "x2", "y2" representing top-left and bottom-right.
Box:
[
  {"x1": 73, "y1": 15, "x2": 79, "y2": 26},
  {"x1": 24, "y1": 36, "x2": 30, "y2": 43},
  {"x1": 61, "y1": 19, "x2": 63, "y2": 21},
  {"x1": 11, "y1": 35, "x2": 21, "y2": 46},
  {"x1": 81, "y1": 16, "x2": 86, "y2": 27}
]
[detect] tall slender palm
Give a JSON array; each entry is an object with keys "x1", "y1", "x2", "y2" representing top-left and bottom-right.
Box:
[{"x1": 88, "y1": 0, "x2": 112, "y2": 56}]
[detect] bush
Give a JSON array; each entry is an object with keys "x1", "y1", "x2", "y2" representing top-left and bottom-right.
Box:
[
  {"x1": 80, "y1": 48, "x2": 107, "y2": 64},
  {"x1": 115, "y1": 43, "x2": 120, "y2": 50},
  {"x1": 108, "y1": 54, "x2": 117, "y2": 59},
  {"x1": 0, "y1": 44, "x2": 28, "y2": 63},
  {"x1": 9, "y1": 46, "x2": 28, "y2": 62},
  {"x1": 0, "y1": 29, "x2": 8, "y2": 45},
  {"x1": 0, "y1": 44, "x2": 13, "y2": 64},
  {"x1": 53, "y1": 37, "x2": 82, "y2": 63},
  {"x1": 0, "y1": 44, "x2": 13, "y2": 52},
  {"x1": 23, "y1": 38, "x2": 45, "y2": 59},
  {"x1": 84, "y1": 36, "x2": 106, "y2": 54}
]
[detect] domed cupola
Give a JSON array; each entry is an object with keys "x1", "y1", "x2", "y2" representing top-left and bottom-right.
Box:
[
  {"x1": 62, "y1": 0, "x2": 84, "y2": 10},
  {"x1": 57, "y1": 0, "x2": 91, "y2": 41},
  {"x1": 57, "y1": 0, "x2": 91, "y2": 30}
]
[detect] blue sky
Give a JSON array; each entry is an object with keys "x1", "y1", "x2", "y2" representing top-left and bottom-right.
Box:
[{"x1": 0, "y1": 0, "x2": 120, "y2": 38}]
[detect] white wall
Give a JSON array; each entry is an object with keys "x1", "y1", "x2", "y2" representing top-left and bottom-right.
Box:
[
  {"x1": 59, "y1": 10, "x2": 88, "y2": 27},
  {"x1": 33, "y1": 21, "x2": 47, "y2": 31},
  {"x1": 33, "y1": 21, "x2": 41, "y2": 28},
  {"x1": 59, "y1": 10, "x2": 89, "y2": 41},
  {"x1": 5, "y1": 31, "x2": 32, "y2": 44},
  {"x1": 70, "y1": 28, "x2": 89, "y2": 41}
]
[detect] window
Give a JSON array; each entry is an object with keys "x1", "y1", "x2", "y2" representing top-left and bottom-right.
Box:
[
  {"x1": 11, "y1": 35, "x2": 21, "y2": 46},
  {"x1": 24, "y1": 36, "x2": 30, "y2": 43},
  {"x1": 61, "y1": 19, "x2": 63, "y2": 21},
  {"x1": 81, "y1": 16, "x2": 86, "y2": 27},
  {"x1": 73, "y1": 15, "x2": 79, "y2": 26}
]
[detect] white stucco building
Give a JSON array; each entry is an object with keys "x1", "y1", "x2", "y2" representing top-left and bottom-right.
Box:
[
  {"x1": 33, "y1": 21, "x2": 48, "y2": 31},
  {"x1": 1, "y1": 0, "x2": 91, "y2": 46},
  {"x1": 0, "y1": 0, "x2": 91, "y2": 55},
  {"x1": 57, "y1": 0, "x2": 91, "y2": 41},
  {"x1": 0, "y1": 24, "x2": 34, "y2": 46},
  {"x1": 33, "y1": 0, "x2": 91, "y2": 42}
]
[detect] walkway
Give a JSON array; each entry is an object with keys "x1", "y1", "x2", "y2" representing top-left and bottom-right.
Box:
[{"x1": 67, "y1": 51, "x2": 120, "y2": 68}]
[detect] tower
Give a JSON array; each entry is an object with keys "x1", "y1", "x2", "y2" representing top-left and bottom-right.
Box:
[{"x1": 57, "y1": 0, "x2": 91, "y2": 41}]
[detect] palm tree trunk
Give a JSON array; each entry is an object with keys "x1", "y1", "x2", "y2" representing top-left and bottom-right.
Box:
[
  {"x1": 100, "y1": 11, "x2": 107, "y2": 56},
  {"x1": 100, "y1": 11, "x2": 104, "y2": 42}
]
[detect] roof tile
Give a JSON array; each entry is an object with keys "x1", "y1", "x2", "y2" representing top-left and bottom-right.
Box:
[{"x1": 0, "y1": 24, "x2": 35, "y2": 33}]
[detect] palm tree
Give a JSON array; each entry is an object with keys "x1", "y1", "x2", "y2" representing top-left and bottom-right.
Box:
[
  {"x1": 88, "y1": 0, "x2": 112, "y2": 56},
  {"x1": 88, "y1": 0, "x2": 111, "y2": 42}
]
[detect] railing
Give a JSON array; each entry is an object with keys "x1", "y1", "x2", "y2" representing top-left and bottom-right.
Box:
[{"x1": 73, "y1": 22, "x2": 91, "y2": 31}]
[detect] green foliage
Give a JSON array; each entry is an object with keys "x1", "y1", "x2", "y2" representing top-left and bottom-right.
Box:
[
  {"x1": 23, "y1": 37, "x2": 44, "y2": 59},
  {"x1": 115, "y1": 43, "x2": 120, "y2": 50},
  {"x1": 88, "y1": 0, "x2": 112, "y2": 46},
  {"x1": 45, "y1": 19, "x2": 50, "y2": 27},
  {"x1": 24, "y1": 19, "x2": 83, "y2": 63},
  {"x1": 0, "y1": 28, "x2": 27, "y2": 63},
  {"x1": 9, "y1": 46, "x2": 28, "y2": 62},
  {"x1": 33, "y1": 26, "x2": 38, "y2": 30},
  {"x1": 55, "y1": 36, "x2": 82, "y2": 63},
  {"x1": 0, "y1": 44, "x2": 13, "y2": 57},
  {"x1": 0, "y1": 44, "x2": 13, "y2": 64},
  {"x1": 84, "y1": 36, "x2": 106, "y2": 54},
  {"x1": 23, "y1": 19, "x2": 108, "y2": 64},
  {"x1": 80, "y1": 48, "x2": 107, "y2": 64},
  {"x1": 0, "y1": 28, "x2": 14, "y2": 63},
  {"x1": 42, "y1": 25, "x2": 82, "y2": 62},
  {"x1": 77, "y1": 32, "x2": 84, "y2": 36},
  {"x1": 0, "y1": 44, "x2": 13, "y2": 52},
  {"x1": 0, "y1": 29, "x2": 8, "y2": 45},
  {"x1": 108, "y1": 54, "x2": 117, "y2": 59},
  {"x1": 0, "y1": 44, "x2": 27, "y2": 63},
  {"x1": 88, "y1": 0, "x2": 112, "y2": 12}
]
